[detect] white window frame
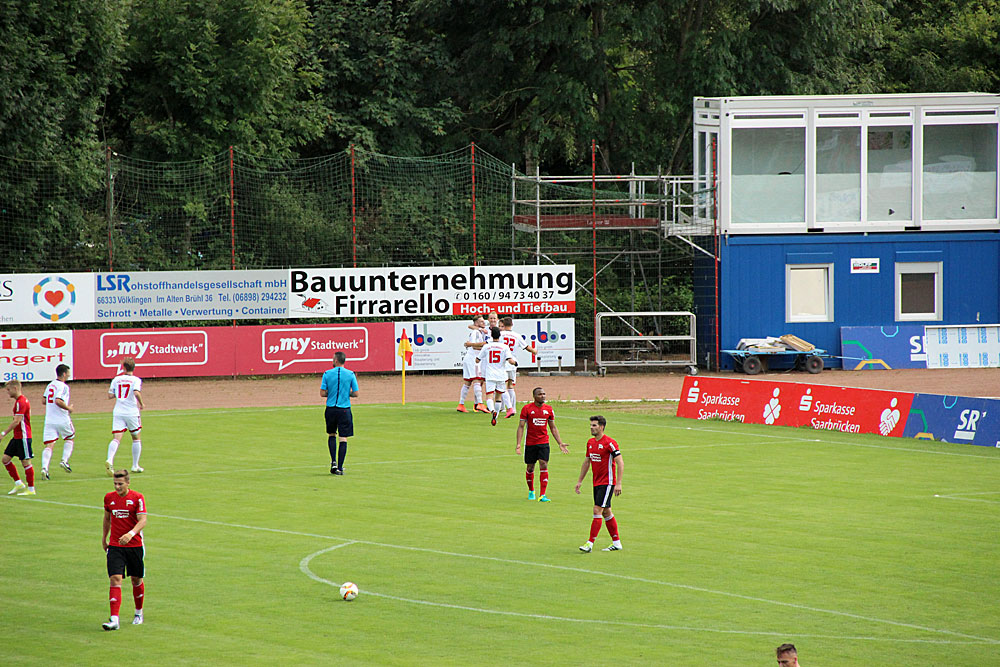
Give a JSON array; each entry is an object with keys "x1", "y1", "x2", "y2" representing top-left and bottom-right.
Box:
[
  {"x1": 895, "y1": 261, "x2": 943, "y2": 321},
  {"x1": 786, "y1": 263, "x2": 833, "y2": 322}
]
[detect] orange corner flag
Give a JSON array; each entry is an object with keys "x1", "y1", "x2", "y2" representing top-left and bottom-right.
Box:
[{"x1": 397, "y1": 329, "x2": 414, "y2": 366}]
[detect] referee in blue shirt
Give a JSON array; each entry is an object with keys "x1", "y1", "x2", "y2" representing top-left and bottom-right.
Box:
[{"x1": 320, "y1": 351, "x2": 359, "y2": 475}]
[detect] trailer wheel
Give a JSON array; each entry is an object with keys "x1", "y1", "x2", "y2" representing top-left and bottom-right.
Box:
[
  {"x1": 742, "y1": 356, "x2": 763, "y2": 375},
  {"x1": 805, "y1": 355, "x2": 824, "y2": 374}
]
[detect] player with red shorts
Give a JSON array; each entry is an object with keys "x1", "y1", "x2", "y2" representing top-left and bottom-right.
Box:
[
  {"x1": 2, "y1": 380, "x2": 36, "y2": 496},
  {"x1": 515, "y1": 387, "x2": 569, "y2": 501},
  {"x1": 102, "y1": 469, "x2": 147, "y2": 630},
  {"x1": 574, "y1": 414, "x2": 624, "y2": 552}
]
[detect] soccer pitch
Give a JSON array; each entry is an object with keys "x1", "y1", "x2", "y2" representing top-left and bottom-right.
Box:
[{"x1": 2, "y1": 401, "x2": 998, "y2": 665}]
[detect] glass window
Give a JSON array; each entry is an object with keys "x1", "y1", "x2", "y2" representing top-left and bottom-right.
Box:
[
  {"x1": 922, "y1": 123, "x2": 998, "y2": 220},
  {"x1": 816, "y1": 127, "x2": 861, "y2": 222},
  {"x1": 895, "y1": 261, "x2": 942, "y2": 321},
  {"x1": 732, "y1": 127, "x2": 805, "y2": 224},
  {"x1": 787, "y1": 264, "x2": 833, "y2": 322},
  {"x1": 867, "y1": 126, "x2": 912, "y2": 221}
]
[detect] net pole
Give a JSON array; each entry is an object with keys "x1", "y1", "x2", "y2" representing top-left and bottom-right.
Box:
[
  {"x1": 592, "y1": 139, "x2": 598, "y2": 365},
  {"x1": 106, "y1": 146, "x2": 113, "y2": 271},
  {"x1": 229, "y1": 146, "x2": 236, "y2": 270},
  {"x1": 471, "y1": 142, "x2": 477, "y2": 266},
  {"x1": 350, "y1": 144, "x2": 357, "y2": 268},
  {"x1": 712, "y1": 135, "x2": 720, "y2": 372}
]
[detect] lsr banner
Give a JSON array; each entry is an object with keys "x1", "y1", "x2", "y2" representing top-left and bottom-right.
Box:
[
  {"x1": 678, "y1": 376, "x2": 914, "y2": 437},
  {"x1": 72, "y1": 323, "x2": 394, "y2": 379}
]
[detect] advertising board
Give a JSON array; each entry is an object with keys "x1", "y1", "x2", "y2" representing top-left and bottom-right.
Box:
[
  {"x1": 0, "y1": 273, "x2": 96, "y2": 326},
  {"x1": 840, "y1": 325, "x2": 928, "y2": 370},
  {"x1": 0, "y1": 330, "x2": 74, "y2": 382}
]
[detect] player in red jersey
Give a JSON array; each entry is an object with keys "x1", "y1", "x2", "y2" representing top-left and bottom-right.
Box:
[
  {"x1": 102, "y1": 469, "x2": 147, "y2": 630},
  {"x1": 2, "y1": 380, "x2": 36, "y2": 496},
  {"x1": 515, "y1": 387, "x2": 569, "y2": 501},
  {"x1": 574, "y1": 415, "x2": 623, "y2": 552}
]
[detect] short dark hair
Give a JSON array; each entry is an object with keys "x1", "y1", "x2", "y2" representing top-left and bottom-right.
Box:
[
  {"x1": 490, "y1": 326, "x2": 501, "y2": 340},
  {"x1": 501, "y1": 316, "x2": 513, "y2": 327},
  {"x1": 56, "y1": 364, "x2": 70, "y2": 378},
  {"x1": 122, "y1": 357, "x2": 136, "y2": 372},
  {"x1": 333, "y1": 351, "x2": 347, "y2": 365},
  {"x1": 113, "y1": 469, "x2": 130, "y2": 482},
  {"x1": 776, "y1": 644, "x2": 796, "y2": 657},
  {"x1": 590, "y1": 415, "x2": 607, "y2": 428},
  {"x1": 471, "y1": 315, "x2": 483, "y2": 324}
]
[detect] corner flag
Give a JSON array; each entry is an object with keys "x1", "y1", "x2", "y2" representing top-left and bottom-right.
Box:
[
  {"x1": 397, "y1": 329, "x2": 414, "y2": 366},
  {"x1": 397, "y1": 329, "x2": 414, "y2": 405}
]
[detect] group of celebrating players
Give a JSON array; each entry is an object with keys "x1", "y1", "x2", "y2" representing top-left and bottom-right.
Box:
[
  {"x1": 455, "y1": 310, "x2": 624, "y2": 553},
  {"x1": 1, "y1": 358, "x2": 149, "y2": 631}
]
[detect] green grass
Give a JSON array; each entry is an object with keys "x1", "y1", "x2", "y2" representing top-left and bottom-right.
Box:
[{"x1": 2, "y1": 402, "x2": 998, "y2": 665}]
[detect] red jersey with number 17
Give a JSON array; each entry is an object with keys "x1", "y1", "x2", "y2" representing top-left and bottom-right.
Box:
[
  {"x1": 104, "y1": 490, "x2": 146, "y2": 548},
  {"x1": 12, "y1": 395, "x2": 31, "y2": 439},
  {"x1": 586, "y1": 435, "x2": 620, "y2": 486},
  {"x1": 519, "y1": 403, "x2": 555, "y2": 445}
]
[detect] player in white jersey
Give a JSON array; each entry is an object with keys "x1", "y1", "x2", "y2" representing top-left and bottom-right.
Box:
[
  {"x1": 106, "y1": 357, "x2": 145, "y2": 475},
  {"x1": 457, "y1": 315, "x2": 490, "y2": 413},
  {"x1": 40, "y1": 364, "x2": 75, "y2": 479},
  {"x1": 499, "y1": 316, "x2": 538, "y2": 419},
  {"x1": 476, "y1": 326, "x2": 517, "y2": 426}
]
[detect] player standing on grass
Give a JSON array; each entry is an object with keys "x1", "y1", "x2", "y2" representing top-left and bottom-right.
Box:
[
  {"x1": 500, "y1": 316, "x2": 536, "y2": 418},
  {"x1": 477, "y1": 327, "x2": 517, "y2": 426},
  {"x1": 457, "y1": 315, "x2": 489, "y2": 413},
  {"x1": 574, "y1": 415, "x2": 623, "y2": 552},
  {"x1": 320, "y1": 350, "x2": 359, "y2": 475},
  {"x1": 515, "y1": 387, "x2": 568, "y2": 501},
  {"x1": 1, "y1": 380, "x2": 35, "y2": 496},
  {"x1": 102, "y1": 469, "x2": 147, "y2": 630},
  {"x1": 106, "y1": 357, "x2": 145, "y2": 475},
  {"x1": 40, "y1": 364, "x2": 75, "y2": 479}
]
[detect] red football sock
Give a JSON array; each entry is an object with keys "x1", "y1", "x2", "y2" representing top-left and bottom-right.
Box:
[
  {"x1": 109, "y1": 586, "x2": 122, "y2": 616},
  {"x1": 605, "y1": 515, "x2": 619, "y2": 541},
  {"x1": 133, "y1": 582, "x2": 145, "y2": 610},
  {"x1": 589, "y1": 516, "x2": 603, "y2": 542},
  {"x1": 24, "y1": 465, "x2": 33, "y2": 486},
  {"x1": 539, "y1": 470, "x2": 549, "y2": 496},
  {"x1": 4, "y1": 461, "x2": 19, "y2": 481},
  {"x1": 525, "y1": 470, "x2": 534, "y2": 491}
]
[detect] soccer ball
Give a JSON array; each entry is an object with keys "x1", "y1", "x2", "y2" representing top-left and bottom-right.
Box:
[{"x1": 339, "y1": 582, "x2": 359, "y2": 601}]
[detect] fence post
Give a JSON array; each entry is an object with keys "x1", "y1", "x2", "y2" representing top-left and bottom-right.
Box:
[
  {"x1": 106, "y1": 146, "x2": 113, "y2": 272},
  {"x1": 351, "y1": 144, "x2": 357, "y2": 268},
  {"x1": 591, "y1": 139, "x2": 598, "y2": 365},
  {"x1": 229, "y1": 146, "x2": 236, "y2": 270},
  {"x1": 712, "y1": 135, "x2": 719, "y2": 372}
]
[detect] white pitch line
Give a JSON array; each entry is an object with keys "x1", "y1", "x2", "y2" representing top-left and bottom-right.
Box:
[
  {"x1": 298, "y1": 543, "x2": 991, "y2": 645},
  {"x1": 8, "y1": 496, "x2": 998, "y2": 645},
  {"x1": 934, "y1": 494, "x2": 1000, "y2": 505}
]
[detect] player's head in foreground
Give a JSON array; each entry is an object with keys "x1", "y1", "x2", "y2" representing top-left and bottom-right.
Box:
[
  {"x1": 471, "y1": 314, "x2": 485, "y2": 328},
  {"x1": 775, "y1": 643, "x2": 798, "y2": 666},
  {"x1": 55, "y1": 364, "x2": 71, "y2": 381},
  {"x1": 121, "y1": 357, "x2": 136, "y2": 373},
  {"x1": 532, "y1": 387, "x2": 546, "y2": 405},
  {"x1": 487, "y1": 310, "x2": 499, "y2": 328},
  {"x1": 490, "y1": 326, "x2": 501, "y2": 341},
  {"x1": 4, "y1": 379, "x2": 21, "y2": 398},
  {"x1": 332, "y1": 350, "x2": 347, "y2": 367},
  {"x1": 113, "y1": 469, "x2": 131, "y2": 496},
  {"x1": 501, "y1": 316, "x2": 513, "y2": 330},
  {"x1": 589, "y1": 415, "x2": 607, "y2": 437}
]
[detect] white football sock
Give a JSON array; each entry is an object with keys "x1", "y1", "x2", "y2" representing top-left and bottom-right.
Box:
[
  {"x1": 508, "y1": 388, "x2": 516, "y2": 407},
  {"x1": 501, "y1": 392, "x2": 511, "y2": 410},
  {"x1": 107, "y1": 440, "x2": 120, "y2": 464},
  {"x1": 131, "y1": 440, "x2": 142, "y2": 468},
  {"x1": 62, "y1": 440, "x2": 74, "y2": 462},
  {"x1": 41, "y1": 447, "x2": 52, "y2": 471},
  {"x1": 459, "y1": 384, "x2": 470, "y2": 404},
  {"x1": 473, "y1": 383, "x2": 483, "y2": 404},
  {"x1": 486, "y1": 398, "x2": 494, "y2": 413}
]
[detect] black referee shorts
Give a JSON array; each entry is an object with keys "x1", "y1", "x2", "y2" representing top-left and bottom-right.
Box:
[{"x1": 325, "y1": 406, "x2": 354, "y2": 438}]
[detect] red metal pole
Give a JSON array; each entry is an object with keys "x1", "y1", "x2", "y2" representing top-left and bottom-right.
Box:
[
  {"x1": 351, "y1": 144, "x2": 357, "y2": 268},
  {"x1": 712, "y1": 135, "x2": 720, "y2": 372},
  {"x1": 592, "y1": 139, "x2": 598, "y2": 365},
  {"x1": 229, "y1": 146, "x2": 236, "y2": 270},
  {"x1": 471, "y1": 142, "x2": 477, "y2": 266}
]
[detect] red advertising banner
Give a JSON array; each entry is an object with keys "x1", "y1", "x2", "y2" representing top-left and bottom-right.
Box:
[
  {"x1": 72, "y1": 323, "x2": 394, "y2": 379},
  {"x1": 677, "y1": 376, "x2": 915, "y2": 438}
]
